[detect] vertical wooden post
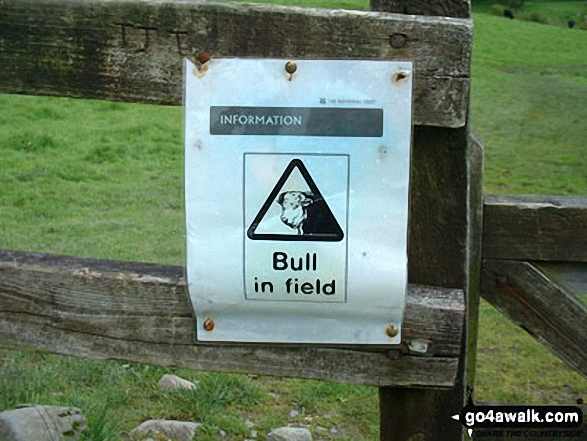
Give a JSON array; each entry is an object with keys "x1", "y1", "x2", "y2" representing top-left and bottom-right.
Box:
[{"x1": 371, "y1": 2, "x2": 483, "y2": 440}]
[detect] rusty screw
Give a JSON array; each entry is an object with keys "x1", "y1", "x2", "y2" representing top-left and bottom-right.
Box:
[
  {"x1": 197, "y1": 50, "x2": 211, "y2": 64},
  {"x1": 386, "y1": 324, "x2": 399, "y2": 338},
  {"x1": 285, "y1": 61, "x2": 297, "y2": 75},
  {"x1": 392, "y1": 71, "x2": 409, "y2": 85},
  {"x1": 203, "y1": 318, "x2": 215, "y2": 332},
  {"x1": 389, "y1": 33, "x2": 407, "y2": 49}
]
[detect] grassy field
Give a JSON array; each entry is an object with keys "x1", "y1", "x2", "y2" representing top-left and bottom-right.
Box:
[
  {"x1": 1, "y1": 1, "x2": 586, "y2": 440},
  {"x1": 473, "y1": 0, "x2": 587, "y2": 27},
  {"x1": 472, "y1": 3, "x2": 587, "y2": 195}
]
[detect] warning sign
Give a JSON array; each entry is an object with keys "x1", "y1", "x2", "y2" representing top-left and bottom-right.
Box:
[
  {"x1": 184, "y1": 58, "x2": 412, "y2": 344},
  {"x1": 247, "y1": 159, "x2": 344, "y2": 242},
  {"x1": 244, "y1": 154, "x2": 348, "y2": 303}
]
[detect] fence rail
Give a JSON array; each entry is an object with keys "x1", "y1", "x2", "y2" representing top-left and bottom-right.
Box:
[
  {"x1": 483, "y1": 194, "x2": 587, "y2": 262},
  {"x1": 481, "y1": 260, "x2": 587, "y2": 378},
  {"x1": 0, "y1": 0, "x2": 471, "y2": 128},
  {"x1": 0, "y1": 249, "x2": 465, "y2": 388},
  {"x1": 482, "y1": 195, "x2": 587, "y2": 379}
]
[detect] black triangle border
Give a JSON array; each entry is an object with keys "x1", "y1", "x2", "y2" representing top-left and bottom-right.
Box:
[{"x1": 247, "y1": 159, "x2": 344, "y2": 242}]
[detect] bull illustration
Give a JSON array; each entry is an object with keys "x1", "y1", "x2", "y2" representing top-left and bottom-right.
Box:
[{"x1": 277, "y1": 191, "x2": 314, "y2": 235}]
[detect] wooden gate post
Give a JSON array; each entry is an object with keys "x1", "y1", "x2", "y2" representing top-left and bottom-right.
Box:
[{"x1": 371, "y1": 2, "x2": 483, "y2": 440}]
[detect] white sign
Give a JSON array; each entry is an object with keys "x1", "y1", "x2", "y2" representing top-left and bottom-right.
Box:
[{"x1": 184, "y1": 58, "x2": 412, "y2": 344}]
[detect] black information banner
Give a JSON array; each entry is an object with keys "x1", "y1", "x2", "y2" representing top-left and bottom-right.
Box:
[{"x1": 210, "y1": 107, "x2": 383, "y2": 137}]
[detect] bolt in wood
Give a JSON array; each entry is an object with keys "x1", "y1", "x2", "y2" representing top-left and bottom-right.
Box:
[{"x1": 389, "y1": 33, "x2": 407, "y2": 49}]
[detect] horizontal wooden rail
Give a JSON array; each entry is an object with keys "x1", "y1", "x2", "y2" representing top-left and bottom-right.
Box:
[
  {"x1": 481, "y1": 259, "x2": 587, "y2": 378},
  {"x1": 483, "y1": 195, "x2": 587, "y2": 262},
  {"x1": 0, "y1": 250, "x2": 464, "y2": 388},
  {"x1": 0, "y1": 0, "x2": 472, "y2": 128}
]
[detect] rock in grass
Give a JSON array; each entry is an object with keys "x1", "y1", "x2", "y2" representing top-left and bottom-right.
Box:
[
  {"x1": 158, "y1": 374, "x2": 198, "y2": 391},
  {"x1": 0, "y1": 405, "x2": 87, "y2": 441},
  {"x1": 266, "y1": 427, "x2": 313, "y2": 441},
  {"x1": 127, "y1": 420, "x2": 201, "y2": 441}
]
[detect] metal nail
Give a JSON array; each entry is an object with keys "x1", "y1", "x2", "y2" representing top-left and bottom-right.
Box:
[
  {"x1": 197, "y1": 50, "x2": 211, "y2": 64},
  {"x1": 389, "y1": 33, "x2": 407, "y2": 49},
  {"x1": 285, "y1": 61, "x2": 297, "y2": 75},
  {"x1": 392, "y1": 71, "x2": 409, "y2": 84},
  {"x1": 203, "y1": 318, "x2": 215, "y2": 331},
  {"x1": 386, "y1": 324, "x2": 399, "y2": 338}
]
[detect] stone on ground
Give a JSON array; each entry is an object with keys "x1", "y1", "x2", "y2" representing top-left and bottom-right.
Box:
[
  {"x1": 0, "y1": 405, "x2": 87, "y2": 441},
  {"x1": 158, "y1": 374, "x2": 198, "y2": 391},
  {"x1": 266, "y1": 426, "x2": 313, "y2": 441},
  {"x1": 128, "y1": 419, "x2": 201, "y2": 441}
]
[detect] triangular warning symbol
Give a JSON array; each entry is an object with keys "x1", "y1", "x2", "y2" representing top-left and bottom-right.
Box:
[{"x1": 247, "y1": 159, "x2": 344, "y2": 242}]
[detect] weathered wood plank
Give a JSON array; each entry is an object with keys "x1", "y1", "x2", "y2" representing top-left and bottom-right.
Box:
[
  {"x1": 408, "y1": 126, "x2": 473, "y2": 288},
  {"x1": 483, "y1": 195, "x2": 587, "y2": 262},
  {"x1": 374, "y1": 3, "x2": 478, "y2": 439},
  {"x1": 0, "y1": 250, "x2": 464, "y2": 388},
  {"x1": 464, "y1": 130, "x2": 485, "y2": 384},
  {"x1": 0, "y1": 312, "x2": 460, "y2": 388},
  {"x1": 373, "y1": 0, "x2": 478, "y2": 436},
  {"x1": 0, "y1": 0, "x2": 472, "y2": 128},
  {"x1": 381, "y1": 124, "x2": 480, "y2": 441},
  {"x1": 481, "y1": 259, "x2": 587, "y2": 378},
  {"x1": 371, "y1": 0, "x2": 471, "y2": 19}
]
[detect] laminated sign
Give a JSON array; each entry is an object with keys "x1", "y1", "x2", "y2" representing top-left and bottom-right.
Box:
[{"x1": 184, "y1": 58, "x2": 412, "y2": 344}]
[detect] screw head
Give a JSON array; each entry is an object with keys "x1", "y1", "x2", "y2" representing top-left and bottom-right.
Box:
[
  {"x1": 203, "y1": 318, "x2": 215, "y2": 332},
  {"x1": 197, "y1": 50, "x2": 211, "y2": 64},
  {"x1": 392, "y1": 71, "x2": 409, "y2": 84},
  {"x1": 386, "y1": 324, "x2": 399, "y2": 338},
  {"x1": 285, "y1": 61, "x2": 297, "y2": 75},
  {"x1": 389, "y1": 33, "x2": 407, "y2": 49}
]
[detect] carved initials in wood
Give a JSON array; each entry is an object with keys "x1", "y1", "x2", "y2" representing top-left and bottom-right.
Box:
[
  {"x1": 115, "y1": 23, "x2": 157, "y2": 52},
  {"x1": 169, "y1": 31, "x2": 188, "y2": 55},
  {"x1": 115, "y1": 23, "x2": 187, "y2": 55}
]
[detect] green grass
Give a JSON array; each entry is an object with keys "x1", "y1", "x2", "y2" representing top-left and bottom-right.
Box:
[
  {"x1": 0, "y1": 350, "x2": 378, "y2": 440},
  {"x1": 1, "y1": 1, "x2": 587, "y2": 440},
  {"x1": 0, "y1": 95, "x2": 185, "y2": 263},
  {"x1": 471, "y1": 12, "x2": 587, "y2": 194},
  {"x1": 473, "y1": 0, "x2": 587, "y2": 27}
]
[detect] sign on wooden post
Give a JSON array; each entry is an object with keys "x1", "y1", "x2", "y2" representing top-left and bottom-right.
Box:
[{"x1": 184, "y1": 58, "x2": 412, "y2": 344}]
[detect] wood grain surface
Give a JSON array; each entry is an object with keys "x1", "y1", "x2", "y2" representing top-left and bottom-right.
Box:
[
  {"x1": 482, "y1": 259, "x2": 587, "y2": 378},
  {"x1": 0, "y1": 249, "x2": 465, "y2": 388},
  {"x1": 483, "y1": 195, "x2": 587, "y2": 262},
  {"x1": 0, "y1": 0, "x2": 472, "y2": 127}
]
